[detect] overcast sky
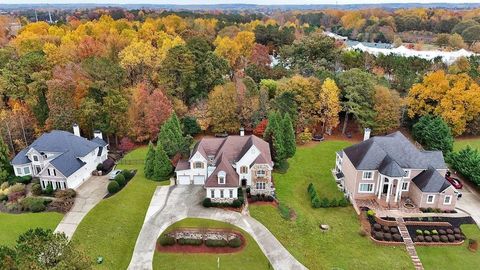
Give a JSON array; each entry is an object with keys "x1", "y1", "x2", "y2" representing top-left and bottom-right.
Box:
[{"x1": 1, "y1": 0, "x2": 480, "y2": 5}]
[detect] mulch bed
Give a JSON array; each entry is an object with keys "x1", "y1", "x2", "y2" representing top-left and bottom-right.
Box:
[
  {"x1": 248, "y1": 200, "x2": 278, "y2": 207},
  {"x1": 404, "y1": 216, "x2": 475, "y2": 227}
]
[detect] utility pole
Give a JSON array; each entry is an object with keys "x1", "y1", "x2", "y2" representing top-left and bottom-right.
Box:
[{"x1": 34, "y1": 10, "x2": 38, "y2": 22}]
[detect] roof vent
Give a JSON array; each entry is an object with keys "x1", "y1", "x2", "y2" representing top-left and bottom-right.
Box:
[{"x1": 73, "y1": 123, "x2": 80, "y2": 137}]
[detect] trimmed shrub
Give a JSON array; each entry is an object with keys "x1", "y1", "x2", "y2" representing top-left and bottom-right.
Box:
[
  {"x1": 431, "y1": 230, "x2": 438, "y2": 235},
  {"x1": 107, "y1": 181, "x2": 120, "y2": 194},
  {"x1": 383, "y1": 225, "x2": 390, "y2": 233},
  {"x1": 203, "y1": 198, "x2": 212, "y2": 208},
  {"x1": 384, "y1": 233, "x2": 392, "y2": 241},
  {"x1": 17, "y1": 176, "x2": 32, "y2": 184},
  {"x1": 266, "y1": 196, "x2": 274, "y2": 202},
  {"x1": 232, "y1": 199, "x2": 243, "y2": 208},
  {"x1": 278, "y1": 203, "x2": 292, "y2": 220},
  {"x1": 438, "y1": 229, "x2": 447, "y2": 235},
  {"x1": 320, "y1": 197, "x2": 330, "y2": 208},
  {"x1": 446, "y1": 229, "x2": 454, "y2": 234},
  {"x1": 453, "y1": 228, "x2": 461, "y2": 234},
  {"x1": 373, "y1": 223, "x2": 382, "y2": 232},
  {"x1": 158, "y1": 235, "x2": 175, "y2": 246},
  {"x1": 432, "y1": 235, "x2": 440, "y2": 242},
  {"x1": 121, "y1": 170, "x2": 134, "y2": 181},
  {"x1": 178, "y1": 238, "x2": 202, "y2": 246},
  {"x1": 416, "y1": 229, "x2": 423, "y2": 236},
  {"x1": 311, "y1": 196, "x2": 321, "y2": 208},
  {"x1": 0, "y1": 194, "x2": 7, "y2": 202},
  {"x1": 21, "y1": 197, "x2": 47, "y2": 213},
  {"x1": 228, "y1": 237, "x2": 242, "y2": 248},
  {"x1": 31, "y1": 183, "x2": 42, "y2": 196},
  {"x1": 390, "y1": 227, "x2": 399, "y2": 234},
  {"x1": 9, "y1": 183, "x2": 26, "y2": 194},
  {"x1": 454, "y1": 234, "x2": 463, "y2": 240},
  {"x1": 367, "y1": 209, "x2": 376, "y2": 218},
  {"x1": 440, "y1": 235, "x2": 449, "y2": 242},
  {"x1": 416, "y1": 235, "x2": 425, "y2": 242},
  {"x1": 393, "y1": 234, "x2": 402, "y2": 242},
  {"x1": 329, "y1": 198, "x2": 338, "y2": 207},
  {"x1": 447, "y1": 234, "x2": 455, "y2": 242},
  {"x1": 114, "y1": 174, "x2": 126, "y2": 187},
  {"x1": 425, "y1": 236, "x2": 433, "y2": 242},
  {"x1": 205, "y1": 239, "x2": 228, "y2": 247},
  {"x1": 44, "y1": 183, "x2": 54, "y2": 196},
  {"x1": 96, "y1": 163, "x2": 104, "y2": 171},
  {"x1": 374, "y1": 232, "x2": 384, "y2": 241},
  {"x1": 423, "y1": 230, "x2": 431, "y2": 236},
  {"x1": 338, "y1": 197, "x2": 349, "y2": 207}
]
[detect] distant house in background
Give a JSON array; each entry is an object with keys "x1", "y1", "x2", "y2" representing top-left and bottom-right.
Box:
[
  {"x1": 334, "y1": 131, "x2": 459, "y2": 211},
  {"x1": 11, "y1": 124, "x2": 108, "y2": 190},
  {"x1": 175, "y1": 130, "x2": 274, "y2": 202}
]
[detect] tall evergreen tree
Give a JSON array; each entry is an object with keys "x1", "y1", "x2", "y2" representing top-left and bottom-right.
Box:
[
  {"x1": 0, "y1": 136, "x2": 11, "y2": 182},
  {"x1": 158, "y1": 113, "x2": 189, "y2": 158},
  {"x1": 264, "y1": 112, "x2": 286, "y2": 163},
  {"x1": 282, "y1": 113, "x2": 296, "y2": 158},
  {"x1": 412, "y1": 115, "x2": 454, "y2": 154},
  {"x1": 152, "y1": 143, "x2": 173, "y2": 181},
  {"x1": 144, "y1": 142, "x2": 155, "y2": 179}
]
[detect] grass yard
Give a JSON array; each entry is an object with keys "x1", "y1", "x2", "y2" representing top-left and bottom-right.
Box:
[
  {"x1": 249, "y1": 141, "x2": 412, "y2": 270},
  {"x1": 454, "y1": 137, "x2": 480, "y2": 152},
  {"x1": 416, "y1": 225, "x2": 480, "y2": 270},
  {"x1": 72, "y1": 147, "x2": 169, "y2": 269},
  {"x1": 153, "y1": 218, "x2": 270, "y2": 270},
  {"x1": 0, "y1": 212, "x2": 63, "y2": 247}
]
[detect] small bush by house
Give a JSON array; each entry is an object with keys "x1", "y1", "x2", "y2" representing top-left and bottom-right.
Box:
[
  {"x1": 31, "y1": 183, "x2": 42, "y2": 196},
  {"x1": 107, "y1": 181, "x2": 120, "y2": 194}
]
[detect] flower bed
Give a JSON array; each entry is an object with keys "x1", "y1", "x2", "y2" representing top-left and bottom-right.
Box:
[
  {"x1": 156, "y1": 228, "x2": 245, "y2": 254},
  {"x1": 409, "y1": 226, "x2": 465, "y2": 244}
]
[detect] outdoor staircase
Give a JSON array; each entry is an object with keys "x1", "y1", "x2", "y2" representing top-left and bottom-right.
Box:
[{"x1": 396, "y1": 217, "x2": 424, "y2": 270}]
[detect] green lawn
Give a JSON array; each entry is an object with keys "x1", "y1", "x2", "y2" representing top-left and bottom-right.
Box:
[
  {"x1": 249, "y1": 141, "x2": 413, "y2": 270},
  {"x1": 0, "y1": 212, "x2": 63, "y2": 247},
  {"x1": 72, "y1": 147, "x2": 169, "y2": 269},
  {"x1": 417, "y1": 225, "x2": 480, "y2": 270},
  {"x1": 153, "y1": 218, "x2": 270, "y2": 270},
  {"x1": 454, "y1": 137, "x2": 480, "y2": 152}
]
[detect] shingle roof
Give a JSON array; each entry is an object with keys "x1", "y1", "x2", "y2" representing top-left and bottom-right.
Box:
[
  {"x1": 204, "y1": 154, "x2": 239, "y2": 188},
  {"x1": 11, "y1": 130, "x2": 101, "y2": 177},
  {"x1": 175, "y1": 160, "x2": 190, "y2": 171},
  {"x1": 343, "y1": 131, "x2": 446, "y2": 170},
  {"x1": 90, "y1": 137, "x2": 108, "y2": 147},
  {"x1": 412, "y1": 168, "x2": 451, "y2": 193},
  {"x1": 378, "y1": 155, "x2": 405, "y2": 177}
]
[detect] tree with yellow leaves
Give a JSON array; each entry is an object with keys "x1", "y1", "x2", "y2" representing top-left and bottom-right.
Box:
[
  {"x1": 207, "y1": 83, "x2": 240, "y2": 133},
  {"x1": 318, "y1": 78, "x2": 341, "y2": 134},
  {"x1": 213, "y1": 35, "x2": 241, "y2": 68},
  {"x1": 373, "y1": 85, "x2": 402, "y2": 135},
  {"x1": 407, "y1": 70, "x2": 480, "y2": 136}
]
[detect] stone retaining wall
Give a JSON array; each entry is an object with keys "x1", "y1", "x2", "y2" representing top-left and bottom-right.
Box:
[{"x1": 369, "y1": 236, "x2": 404, "y2": 246}]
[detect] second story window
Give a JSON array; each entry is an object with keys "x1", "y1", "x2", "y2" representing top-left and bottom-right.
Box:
[
  {"x1": 256, "y1": 169, "x2": 266, "y2": 177},
  {"x1": 240, "y1": 166, "x2": 248, "y2": 174},
  {"x1": 362, "y1": 171, "x2": 373, "y2": 180},
  {"x1": 218, "y1": 171, "x2": 226, "y2": 184},
  {"x1": 33, "y1": 155, "x2": 38, "y2": 162},
  {"x1": 193, "y1": 162, "x2": 204, "y2": 169}
]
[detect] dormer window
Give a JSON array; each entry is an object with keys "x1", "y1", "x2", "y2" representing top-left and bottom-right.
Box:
[
  {"x1": 218, "y1": 171, "x2": 226, "y2": 184},
  {"x1": 193, "y1": 162, "x2": 204, "y2": 169},
  {"x1": 240, "y1": 166, "x2": 248, "y2": 174},
  {"x1": 33, "y1": 155, "x2": 38, "y2": 162}
]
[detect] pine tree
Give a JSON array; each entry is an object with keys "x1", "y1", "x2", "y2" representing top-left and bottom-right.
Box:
[
  {"x1": 265, "y1": 112, "x2": 286, "y2": 163},
  {"x1": 152, "y1": 143, "x2": 173, "y2": 181},
  {"x1": 144, "y1": 142, "x2": 155, "y2": 179},
  {"x1": 0, "y1": 136, "x2": 11, "y2": 182},
  {"x1": 282, "y1": 113, "x2": 296, "y2": 158},
  {"x1": 158, "y1": 113, "x2": 189, "y2": 158}
]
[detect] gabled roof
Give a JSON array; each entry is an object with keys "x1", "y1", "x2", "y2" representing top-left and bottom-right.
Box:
[
  {"x1": 412, "y1": 168, "x2": 451, "y2": 193},
  {"x1": 90, "y1": 137, "x2": 108, "y2": 147},
  {"x1": 378, "y1": 155, "x2": 405, "y2": 177},
  {"x1": 204, "y1": 154, "x2": 239, "y2": 188},
  {"x1": 11, "y1": 148, "x2": 30, "y2": 165},
  {"x1": 342, "y1": 131, "x2": 446, "y2": 171}
]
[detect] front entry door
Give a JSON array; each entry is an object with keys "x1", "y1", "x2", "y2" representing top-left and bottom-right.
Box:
[{"x1": 383, "y1": 183, "x2": 389, "y2": 194}]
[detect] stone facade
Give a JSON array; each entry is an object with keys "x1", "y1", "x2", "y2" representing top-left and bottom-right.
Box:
[{"x1": 250, "y1": 164, "x2": 274, "y2": 196}]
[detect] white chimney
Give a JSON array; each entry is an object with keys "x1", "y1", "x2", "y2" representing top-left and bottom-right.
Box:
[
  {"x1": 363, "y1": 128, "x2": 371, "y2": 141},
  {"x1": 93, "y1": 130, "x2": 103, "y2": 140},
  {"x1": 73, "y1": 123, "x2": 81, "y2": 137},
  {"x1": 240, "y1": 127, "x2": 245, "y2": 137}
]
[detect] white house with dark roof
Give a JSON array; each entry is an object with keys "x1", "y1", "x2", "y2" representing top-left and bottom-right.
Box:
[
  {"x1": 334, "y1": 131, "x2": 459, "y2": 210},
  {"x1": 11, "y1": 125, "x2": 108, "y2": 190},
  {"x1": 175, "y1": 133, "x2": 274, "y2": 202}
]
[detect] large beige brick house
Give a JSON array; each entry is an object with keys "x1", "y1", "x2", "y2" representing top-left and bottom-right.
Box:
[{"x1": 334, "y1": 131, "x2": 459, "y2": 210}]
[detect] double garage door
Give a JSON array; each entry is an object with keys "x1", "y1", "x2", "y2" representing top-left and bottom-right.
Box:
[{"x1": 177, "y1": 175, "x2": 205, "y2": 185}]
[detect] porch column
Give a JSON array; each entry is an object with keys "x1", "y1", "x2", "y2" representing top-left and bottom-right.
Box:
[
  {"x1": 394, "y1": 179, "x2": 401, "y2": 203},
  {"x1": 377, "y1": 175, "x2": 383, "y2": 199},
  {"x1": 386, "y1": 180, "x2": 392, "y2": 202}
]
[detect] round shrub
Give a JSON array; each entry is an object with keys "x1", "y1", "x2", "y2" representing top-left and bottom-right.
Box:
[
  {"x1": 114, "y1": 174, "x2": 126, "y2": 187},
  {"x1": 228, "y1": 237, "x2": 242, "y2": 248},
  {"x1": 232, "y1": 199, "x2": 242, "y2": 208},
  {"x1": 29, "y1": 200, "x2": 46, "y2": 213},
  {"x1": 423, "y1": 230, "x2": 431, "y2": 236},
  {"x1": 432, "y1": 235, "x2": 440, "y2": 242},
  {"x1": 384, "y1": 233, "x2": 392, "y2": 241},
  {"x1": 9, "y1": 183, "x2": 26, "y2": 194},
  {"x1": 390, "y1": 227, "x2": 399, "y2": 234},
  {"x1": 454, "y1": 234, "x2": 462, "y2": 240},
  {"x1": 96, "y1": 163, "x2": 104, "y2": 171},
  {"x1": 382, "y1": 225, "x2": 390, "y2": 233},
  {"x1": 0, "y1": 194, "x2": 8, "y2": 202},
  {"x1": 440, "y1": 235, "x2": 448, "y2": 242},
  {"x1": 158, "y1": 235, "x2": 175, "y2": 246},
  {"x1": 205, "y1": 239, "x2": 228, "y2": 247},
  {"x1": 446, "y1": 229, "x2": 454, "y2": 234},
  {"x1": 107, "y1": 181, "x2": 120, "y2": 194},
  {"x1": 18, "y1": 176, "x2": 32, "y2": 184},
  {"x1": 431, "y1": 230, "x2": 438, "y2": 235},
  {"x1": 393, "y1": 234, "x2": 402, "y2": 242},
  {"x1": 438, "y1": 229, "x2": 446, "y2": 235},
  {"x1": 266, "y1": 196, "x2": 274, "y2": 202},
  {"x1": 374, "y1": 232, "x2": 384, "y2": 241},
  {"x1": 447, "y1": 234, "x2": 455, "y2": 242},
  {"x1": 178, "y1": 238, "x2": 202, "y2": 246},
  {"x1": 202, "y1": 198, "x2": 212, "y2": 208},
  {"x1": 416, "y1": 235, "x2": 424, "y2": 242},
  {"x1": 373, "y1": 224, "x2": 382, "y2": 231},
  {"x1": 121, "y1": 170, "x2": 134, "y2": 181},
  {"x1": 425, "y1": 236, "x2": 433, "y2": 242},
  {"x1": 31, "y1": 183, "x2": 42, "y2": 196},
  {"x1": 453, "y1": 228, "x2": 461, "y2": 234},
  {"x1": 416, "y1": 229, "x2": 423, "y2": 235}
]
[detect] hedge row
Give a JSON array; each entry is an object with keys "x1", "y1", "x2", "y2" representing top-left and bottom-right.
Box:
[
  {"x1": 158, "y1": 234, "x2": 242, "y2": 248},
  {"x1": 108, "y1": 170, "x2": 136, "y2": 194},
  {"x1": 203, "y1": 198, "x2": 243, "y2": 208},
  {"x1": 307, "y1": 183, "x2": 349, "y2": 208}
]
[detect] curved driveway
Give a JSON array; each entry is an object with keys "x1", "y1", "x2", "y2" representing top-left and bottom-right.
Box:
[{"x1": 127, "y1": 185, "x2": 307, "y2": 270}]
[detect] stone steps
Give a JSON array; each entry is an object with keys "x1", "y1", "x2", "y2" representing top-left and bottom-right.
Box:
[{"x1": 396, "y1": 217, "x2": 424, "y2": 270}]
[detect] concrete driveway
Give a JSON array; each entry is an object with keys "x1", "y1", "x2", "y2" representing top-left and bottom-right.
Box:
[
  {"x1": 456, "y1": 181, "x2": 480, "y2": 227},
  {"x1": 54, "y1": 175, "x2": 109, "y2": 238},
  {"x1": 128, "y1": 185, "x2": 307, "y2": 270}
]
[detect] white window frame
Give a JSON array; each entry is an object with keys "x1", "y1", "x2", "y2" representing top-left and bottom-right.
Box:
[
  {"x1": 443, "y1": 195, "x2": 452, "y2": 205},
  {"x1": 256, "y1": 169, "x2": 266, "y2": 177},
  {"x1": 220, "y1": 190, "x2": 224, "y2": 198},
  {"x1": 210, "y1": 189, "x2": 215, "y2": 198},
  {"x1": 426, "y1": 194, "x2": 435, "y2": 204},
  {"x1": 401, "y1": 181, "x2": 409, "y2": 191},
  {"x1": 218, "y1": 176, "x2": 225, "y2": 184},
  {"x1": 33, "y1": 155, "x2": 38, "y2": 162},
  {"x1": 362, "y1": 171, "x2": 374, "y2": 180},
  {"x1": 229, "y1": 189, "x2": 233, "y2": 198},
  {"x1": 16, "y1": 167, "x2": 22, "y2": 175},
  {"x1": 358, "y1": 183, "x2": 375, "y2": 193},
  {"x1": 23, "y1": 167, "x2": 30, "y2": 174},
  {"x1": 256, "y1": 182, "x2": 266, "y2": 190},
  {"x1": 404, "y1": 170, "x2": 411, "y2": 178}
]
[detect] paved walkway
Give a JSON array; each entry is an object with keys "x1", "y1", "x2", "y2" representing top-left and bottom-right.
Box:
[
  {"x1": 128, "y1": 185, "x2": 307, "y2": 270},
  {"x1": 396, "y1": 217, "x2": 424, "y2": 270},
  {"x1": 456, "y1": 181, "x2": 480, "y2": 227},
  {"x1": 54, "y1": 175, "x2": 109, "y2": 239}
]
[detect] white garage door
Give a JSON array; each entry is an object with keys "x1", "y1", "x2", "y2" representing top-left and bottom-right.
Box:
[
  {"x1": 193, "y1": 176, "x2": 205, "y2": 185},
  {"x1": 177, "y1": 176, "x2": 190, "y2": 185}
]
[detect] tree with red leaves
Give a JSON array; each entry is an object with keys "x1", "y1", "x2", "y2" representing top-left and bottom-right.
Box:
[{"x1": 253, "y1": 119, "x2": 268, "y2": 137}]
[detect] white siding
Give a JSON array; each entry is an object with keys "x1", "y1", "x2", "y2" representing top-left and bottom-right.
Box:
[{"x1": 235, "y1": 145, "x2": 260, "y2": 186}]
